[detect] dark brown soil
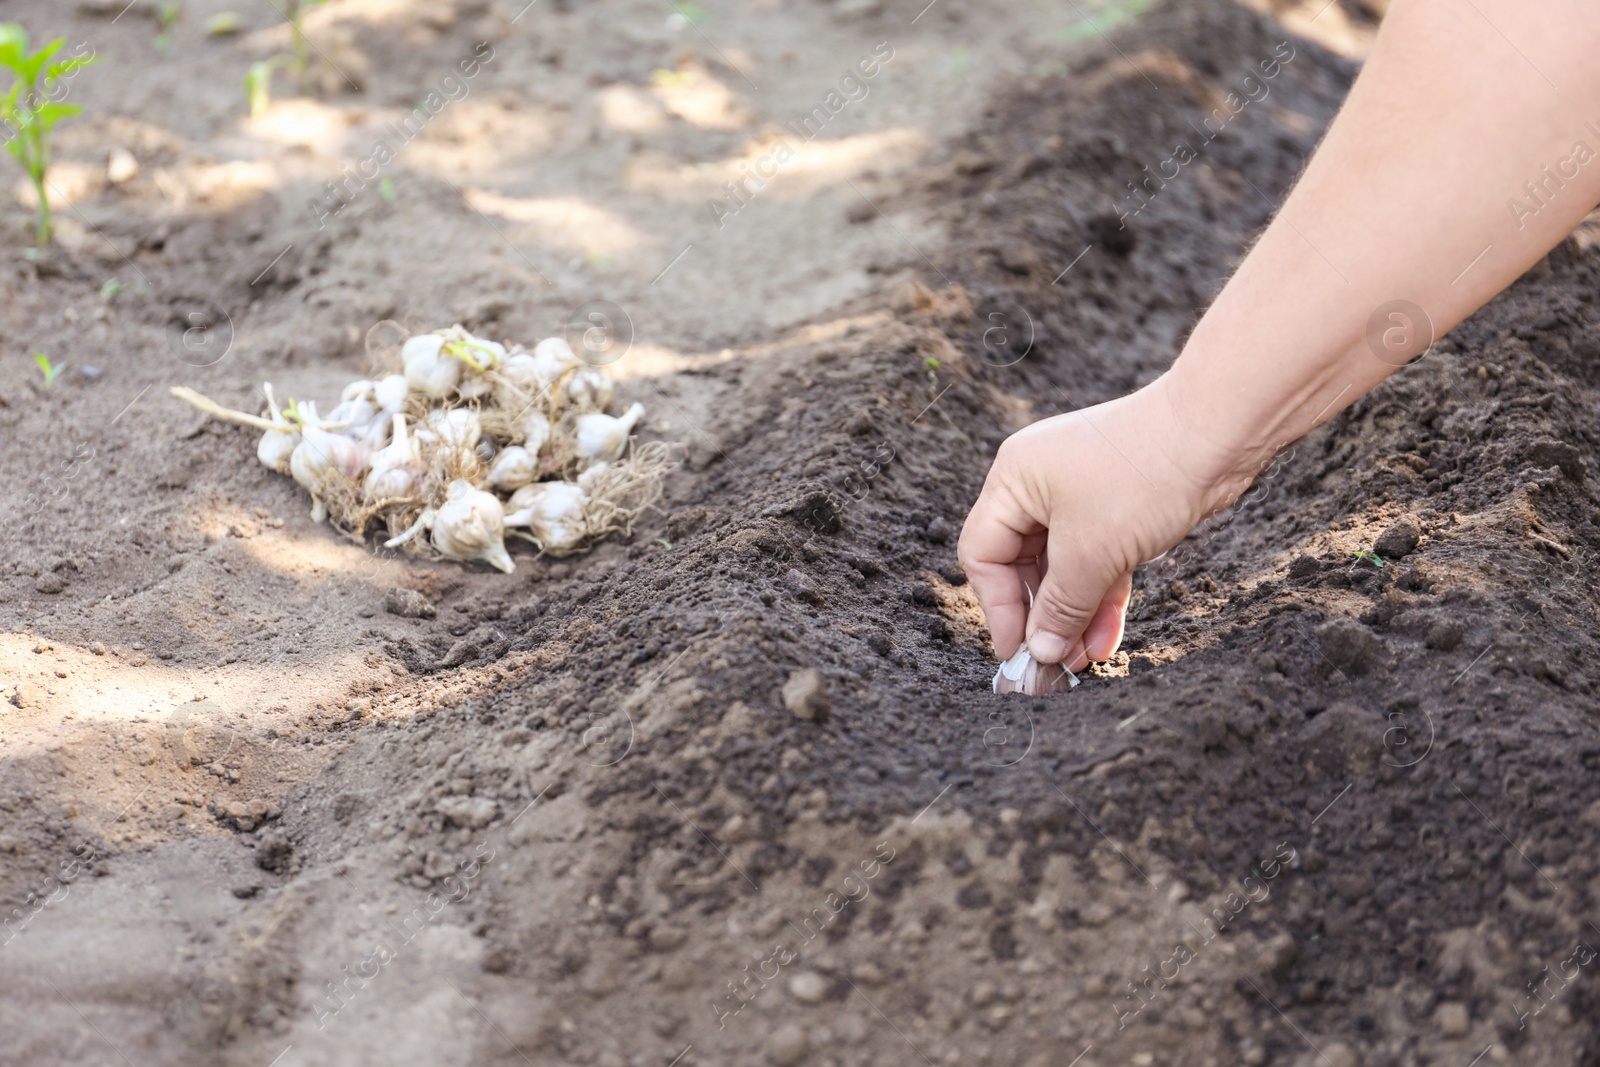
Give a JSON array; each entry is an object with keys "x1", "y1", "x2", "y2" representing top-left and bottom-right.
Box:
[{"x1": 7, "y1": 1, "x2": 1600, "y2": 1065}]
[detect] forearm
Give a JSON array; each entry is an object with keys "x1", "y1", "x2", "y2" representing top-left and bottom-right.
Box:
[{"x1": 1157, "y1": 0, "x2": 1600, "y2": 499}]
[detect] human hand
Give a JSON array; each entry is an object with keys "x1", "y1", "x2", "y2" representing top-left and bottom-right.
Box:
[{"x1": 958, "y1": 380, "x2": 1244, "y2": 670}]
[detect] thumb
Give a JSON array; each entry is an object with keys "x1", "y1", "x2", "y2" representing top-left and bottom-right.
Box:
[{"x1": 1024, "y1": 535, "x2": 1107, "y2": 666}]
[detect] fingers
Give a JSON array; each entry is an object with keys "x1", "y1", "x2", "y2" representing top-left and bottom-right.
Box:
[
  {"x1": 957, "y1": 493, "x2": 1044, "y2": 660},
  {"x1": 1083, "y1": 570, "x2": 1134, "y2": 661},
  {"x1": 1024, "y1": 526, "x2": 1109, "y2": 665}
]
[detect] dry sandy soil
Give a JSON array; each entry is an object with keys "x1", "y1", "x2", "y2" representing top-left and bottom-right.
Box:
[{"x1": 7, "y1": 0, "x2": 1600, "y2": 1065}]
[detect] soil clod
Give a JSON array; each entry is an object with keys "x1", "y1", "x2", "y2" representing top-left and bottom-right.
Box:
[
  {"x1": 783, "y1": 669, "x2": 831, "y2": 723},
  {"x1": 1373, "y1": 515, "x2": 1422, "y2": 559},
  {"x1": 385, "y1": 587, "x2": 437, "y2": 618}
]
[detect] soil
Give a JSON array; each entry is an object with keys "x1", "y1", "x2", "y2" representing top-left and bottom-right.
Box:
[{"x1": 5, "y1": 1, "x2": 1600, "y2": 1066}]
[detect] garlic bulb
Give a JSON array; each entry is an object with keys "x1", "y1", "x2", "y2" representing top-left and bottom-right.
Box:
[
  {"x1": 522, "y1": 410, "x2": 551, "y2": 456},
  {"x1": 992, "y1": 647, "x2": 1078, "y2": 696},
  {"x1": 374, "y1": 373, "x2": 409, "y2": 412},
  {"x1": 564, "y1": 366, "x2": 614, "y2": 413},
  {"x1": 363, "y1": 414, "x2": 421, "y2": 501},
  {"x1": 432, "y1": 479, "x2": 514, "y2": 573},
  {"x1": 531, "y1": 337, "x2": 580, "y2": 388},
  {"x1": 499, "y1": 352, "x2": 541, "y2": 393},
  {"x1": 427, "y1": 408, "x2": 482, "y2": 452},
  {"x1": 504, "y1": 481, "x2": 588, "y2": 555},
  {"x1": 290, "y1": 415, "x2": 363, "y2": 523},
  {"x1": 326, "y1": 393, "x2": 378, "y2": 436},
  {"x1": 487, "y1": 445, "x2": 536, "y2": 491},
  {"x1": 403, "y1": 333, "x2": 461, "y2": 399},
  {"x1": 575, "y1": 402, "x2": 644, "y2": 465},
  {"x1": 256, "y1": 382, "x2": 299, "y2": 474},
  {"x1": 445, "y1": 329, "x2": 506, "y2": 371},
  {"x1": 258, "y1": 426, "x2": 299, "y2": 473}
]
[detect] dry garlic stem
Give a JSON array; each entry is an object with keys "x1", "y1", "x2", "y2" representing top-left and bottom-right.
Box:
[
  {"x1": 168, "y1": 386, "x2": 303, "y2": 475},
  {"x1": 575, "y1": 402, "x2": 644, "y2": 465},
  {"x1": 504, "y1": 481, "x2": 588, "y2": 555},
  {"x1": 432, "y1": 479, "x2": 514, "y2": 573},
  {"x1": 992, "y1": 648, "x2": 1077, "y2": 696},
  {"x1": 169, "y1": 386, "x2": 280, "y2": 431}
]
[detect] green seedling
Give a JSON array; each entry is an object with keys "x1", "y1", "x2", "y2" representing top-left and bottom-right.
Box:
[
  {"x1": 377, "y1": 176, "x2": 395, "y2": 204},
  {"x1": 925, "y1": 357, "x2": 940, "y2": 369},
  {"x1": 155, "y1": 3, "x2": 181, "y2": 53},
  {"x1": 33, "y1": 351, "x2": 65, "y2": 387},
  {"x1": 0, "y1": 24, "x2": 98, "y2": 246},
  {"x1": 1058, "y1": 0, "x2": 1151, "y2": 42},
  {"x1": 99, "y1": 277, "x2": 124, "y2": 301},
  {"x1": 246, "y1": 0, "x2": 328, "y2": 117},
  {"x1": 1351, "y1": 549, "x2": 1385, "y2": 569},
  {"x1": 655, "y1": 537, "x2": 672, "y2": 549}
]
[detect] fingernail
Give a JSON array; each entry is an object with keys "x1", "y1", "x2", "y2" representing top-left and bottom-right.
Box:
[{"x1": 1028, "y1": 632, "x2": 1068, "y2": 664}]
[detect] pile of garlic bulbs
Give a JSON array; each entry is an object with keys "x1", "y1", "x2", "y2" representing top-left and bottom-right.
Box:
[{"x1": 171, "y1": 323, "x2": 673, "y2": 573}]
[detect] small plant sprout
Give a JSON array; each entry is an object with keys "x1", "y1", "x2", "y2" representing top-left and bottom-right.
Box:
[
  {"x1": 155, "y1": 3, "x2": 181, "y2": 53},
  {"x1": 246, "y1": 0, "x2": 328, "y2": 117},
  {"x1": 0, "y1": 24, "x2": 98, "y2": 246},
  {"x1": 33, "y1": 351, "x2": 65, "y2": 387},
  {"x1": 926, "y1": 357, "x2": 940, "y2": 369},
  {"x1": 1351, "y1": 549, "x2": 1385, "y2": 569},
  {"x1": 377, "y1": 176, "x2": 395, "y2": 204},
  {"x1": 99, "y1": 277, "x2": 124, "y2": 301}
]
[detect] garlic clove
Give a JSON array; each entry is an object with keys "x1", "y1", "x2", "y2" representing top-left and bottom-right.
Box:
[
  {"x1": 432, "y1": 479, "x2": 514, "y2": 573},
  {"x1": 341, "y1": 379, "x2": 377, "y2": 403},
  {"x1": 564, "y1": 366, "x2": 614, "y2": 413},
  {"x1": 503, "y1": 480, "x2": 588, "y2": 555},
  {"x1": 575, "y1": 402, "x2": 644, "y2": 464},
  {"x1": 403, "y1": 333, "x2": 462, "y2": 399},
  {"x1": 486, "y1": 445, "x2": 536, "y2": 491},
  {"x1": 991, "y1": 647, "x2": 1077, "y2": 695}
]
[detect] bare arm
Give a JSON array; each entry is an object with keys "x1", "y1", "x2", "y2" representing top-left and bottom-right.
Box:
[
  {"x1": 960, "y1": 0, "x2": 1600, "y2": 671},
  {"x1": 1166, "y1": 0, "x2": 1600, "y2": 496}
]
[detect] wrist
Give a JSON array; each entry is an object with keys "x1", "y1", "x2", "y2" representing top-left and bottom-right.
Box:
[{"x1": 1135, "y1": 371, "x2": 1280, "y2": 521}]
